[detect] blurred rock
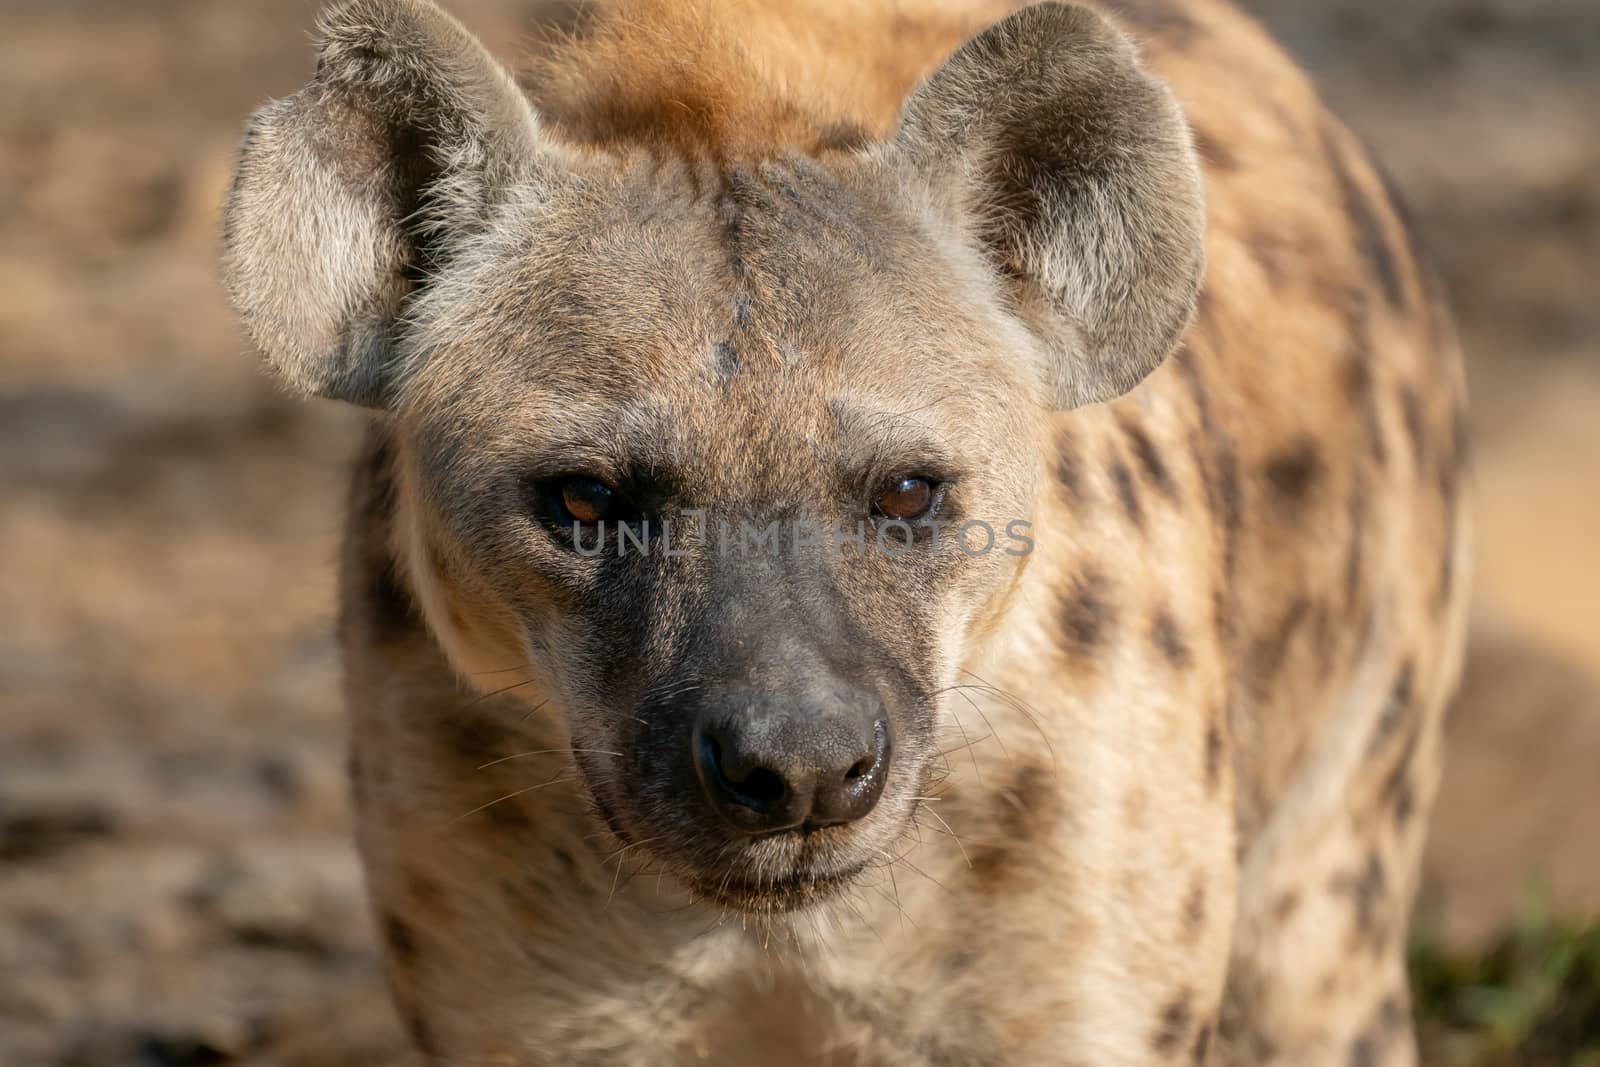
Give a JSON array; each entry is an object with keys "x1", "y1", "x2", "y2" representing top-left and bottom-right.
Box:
[{"x1": 0, "y1": 796, "x2": 116, "y2": 863}]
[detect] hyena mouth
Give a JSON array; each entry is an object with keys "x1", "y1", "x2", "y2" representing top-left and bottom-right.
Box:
[
  {"x1": 687, "y1": 858, "x2": 873, "y2": 914},
  {"x1": 586, "y1": 781, "x2": 874, "y2": 913}
]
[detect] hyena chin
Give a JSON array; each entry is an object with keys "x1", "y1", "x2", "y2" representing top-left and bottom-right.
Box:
[{"x1": 224, "y1": 1, "x2": 1468, "y2": 1064}]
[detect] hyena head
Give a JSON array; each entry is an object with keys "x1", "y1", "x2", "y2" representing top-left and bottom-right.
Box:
[{"x1": 223, "y1": 0, "x2": 1203, "y2": 911}]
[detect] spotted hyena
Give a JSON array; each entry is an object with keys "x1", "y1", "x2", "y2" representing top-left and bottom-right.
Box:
[{"x1": 222, "y1": 0, "x2": 1469, "y2": 1062}]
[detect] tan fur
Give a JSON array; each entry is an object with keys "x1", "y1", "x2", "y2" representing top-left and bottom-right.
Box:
[{"x1": 223, "y1": 0, "x2": 1470, "y2": 1064}]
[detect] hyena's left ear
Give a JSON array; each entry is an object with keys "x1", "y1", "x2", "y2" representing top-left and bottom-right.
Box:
[
  {"x1": 895, "y1": 2, "x2": 1205, "y2": 410},
  {"x1": 223, "y1": 0, "x2": 547, "y2": 408}
]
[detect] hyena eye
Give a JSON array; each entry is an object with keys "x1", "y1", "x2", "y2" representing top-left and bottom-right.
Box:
[
  {"x1": 874, "y1": 477, "x2": 937, "y2": 521},
  {"x1": 548, "y1": 476, "x2": 632, "y2": 527}
]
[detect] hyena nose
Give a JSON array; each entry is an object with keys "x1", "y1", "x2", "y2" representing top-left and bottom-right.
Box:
[{"x1": 693, "y1": 712, "x2": 891, "y2": 834}]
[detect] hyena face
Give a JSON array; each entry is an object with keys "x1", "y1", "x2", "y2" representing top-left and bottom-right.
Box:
[
  {"x1": 223, "y1": 0, "x2": 1205, "y2": 910},
  {"x1": 392, "y1": 154, "x2": 1048, "y2": 907}
]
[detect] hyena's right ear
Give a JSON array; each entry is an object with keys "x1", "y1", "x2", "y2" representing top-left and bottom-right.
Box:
[{"x1": 222, "y1": 0, "x2": 545, "y2": 407}]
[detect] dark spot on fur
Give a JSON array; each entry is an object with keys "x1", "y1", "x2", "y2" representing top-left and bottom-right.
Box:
[
  {"x1": 1054, "y1": 430, "x2": 1087, "y2": 504},
  {"x1": 554, "y1": 847, "x2": 581, "y2": 878},
  {"x1": 486, "y1": 795, "x2": 532, "y2": 832},
  {"x1": 1352, "y1": 994, "x2": 1409, "y2": 1064},
  {"x1": 1152, "y1": 992, "x2": 1193, "y2": 1053},
  {"x1": 1058, "y1": 568, "x2": 1115, "y2": 656},
  {"x1": 433, "y1": 713, "x2": 520, "y2": 762},
  {"x1": 1308, "y1": 598, "x2": 1337, "y2": 679},
  {"x1": 383, "y1": 914, "x2": 418, "y2": 964},
  {"x1": 1263, "y1": 437, "x2": 1325, "y2": 507},
  {"x1": 1367, "y1": 661, "x2": 1416, "y2": 755},
  {"x1": 1250, "y1": 233, "x2": 1292, "y2": 289},
  {"x1": 1391, "y1": 775, "x2": 1416, "y2": 826},
  {"x1": 1434, "y1": 406, "x2": 1468, "y2": 613},
  {"x1": 1214, "y1": 448, "x2": 1242, "y2": 578},
  {"x1": 1332, "y1": 851, "x2": 1390, "y2": 953},
  {"x1": 403, "y1": 1010, "x2": 438, "y2": 1057},
  {"x1": 1248, "y1": 597, "x2": 1310, "y2": 692},
  {"x1": 1109, "y1": 452, "x2": 1144, "y2": 528},
  {"x1": 1348, "y1": 994, "x2": 1414, "y2": 1067},
  {"x1": 1324, "y1": 124, "x2": 1407, "y2": 311},
  {"x1": 1182, "y1": 876, "x2": 1207, "y2": 941},
  {"x1": 1121, "y1": 415, "x2": 1178, "y2": 501},
  {"x1": 1272, "y1": 889, "x2": 1301, "y2": 924},
  {"x1": 712, "y1": 340, "x2": 740, "y2": 379},
  {"x1": 1381, "y1": 725, "x2": 1422, "y2": 826},
  {"x1": 348, "y1": 746, "x2": 367, "y2": 807},
  {"x1": 1334, "y1": 293, "x2": 1391, "y2": 471},
  {"x1": 1204, "y1": 715, "x2": 1225, "y2": 792},
  {"x1": 1192, "y1": 1024, "x2": 1213, "y2": 1064},
  {"x1": 1174, "y1": 347, "x2": 1242, "y2": 582},
  {"x1": 1399, "y1": 384, "x2": 1426, "y2": 472},
  {"x1": 1192, "y1": 127, "x2": 1237, "y2": 173},
  {"x1": 1365, "y1": 143, "x2": 1439, "y2": 320},
  {"x1": 1151, "y1": 608, "x2": 1191, "y2": 669},
  {"x1": 1341, "y1": 344, "x2": 1374, "y2": 407},
  {"x1": 1363, "y1": 399, "x2": 1390, "y2": 470},
  {"x1": 1344, "y1": 481, "x2": 1367, "y2": 612},
  {"x1": 407, "y1": 873, "x2": 449, "y2": 914},
  {"x1": 972, "y1": 762, "x2": 1060, "y2": 887}
]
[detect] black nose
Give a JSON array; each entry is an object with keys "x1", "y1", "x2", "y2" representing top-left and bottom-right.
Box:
[{"x1": 694, "y1": 712, "x2": 891, "y2": 834}]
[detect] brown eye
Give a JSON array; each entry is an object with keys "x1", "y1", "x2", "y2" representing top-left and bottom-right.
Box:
[
  {"x1": 875, "y1": 477, "x2": 936, "y2": 521},
  {"x1": 557, "y1": 477, "x2": 623, "y2": 526}
]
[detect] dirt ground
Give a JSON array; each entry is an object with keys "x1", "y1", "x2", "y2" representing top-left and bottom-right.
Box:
[{"x1": 1, "y1": 0, "x2": 1596, "y2": 1063}]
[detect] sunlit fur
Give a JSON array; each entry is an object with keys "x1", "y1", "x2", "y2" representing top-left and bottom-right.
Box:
[{"x1": 222, "y1": 0, "x2": 1470, "y2": 1063}]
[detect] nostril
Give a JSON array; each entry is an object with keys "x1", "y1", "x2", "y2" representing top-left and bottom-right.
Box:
[
  {"x1": 701, "y1": 733, "x2": 789, "y2": 810},
  {"x1": 807, "y1": 717, "x2": 891, "y2": 828},
  {"x1": 738, "y1": 766, "x2": 788, "y2": 806}
]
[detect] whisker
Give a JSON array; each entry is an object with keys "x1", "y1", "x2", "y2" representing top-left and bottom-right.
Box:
[
  {"x1": 919, "y1": 804, "x2": 972, "y2": 869},
  {"x1": 946, "y1": 702, "x2": 983, "y2": 785},
  {"x1": 956, "y1": 687, "x2": 1011, "y2": 764},
  {"x1": 956, "y1": 669, "x2": 1059, "y2": 773},
  {"x1": 464, "y1": 677, "x2": 540, "y2": 708},
  {"x1": 475, "y1": 747, "x2": 621, "y2": 771},
  {"x1": 885, "y1": 846, "x2": 947, "y2": 894},
  {"x1": 877, "y1": 857, "x2": 914, "y2": 933},
  {"x1": 451, "y1": 773, "x2": 574, "y2": 823},
  {"x1": 466, "y1": 663, "x2": 536, "y2": 678},
  {"x1": 517, "y1": 698, "x2": 552, "y2": 725},
  {"x1": 605, "y1": 835, "x2": 668, "y2": 910}
]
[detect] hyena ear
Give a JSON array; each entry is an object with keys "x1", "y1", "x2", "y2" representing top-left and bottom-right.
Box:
[
  {"x1": 222, "y1": 0, "x2": 544, "y2": 407},
  {"x1": 895, "y1": 2, "x2": 1205, "y2": 410}
]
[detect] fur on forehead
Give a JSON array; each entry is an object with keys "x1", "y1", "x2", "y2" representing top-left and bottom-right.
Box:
[{"x1": 392, "y1": 152, "x2": 1046, "y2": 432}]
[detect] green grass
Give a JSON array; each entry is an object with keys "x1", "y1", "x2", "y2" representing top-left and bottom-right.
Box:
[{"x1": 1411, "y1": 910, "x2": 1600, "y2": 1066}]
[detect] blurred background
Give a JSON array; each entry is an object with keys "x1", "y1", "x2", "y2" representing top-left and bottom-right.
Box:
[{"x1": 1, "y1": 1, "x2": 1596, "y2": 1064}]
